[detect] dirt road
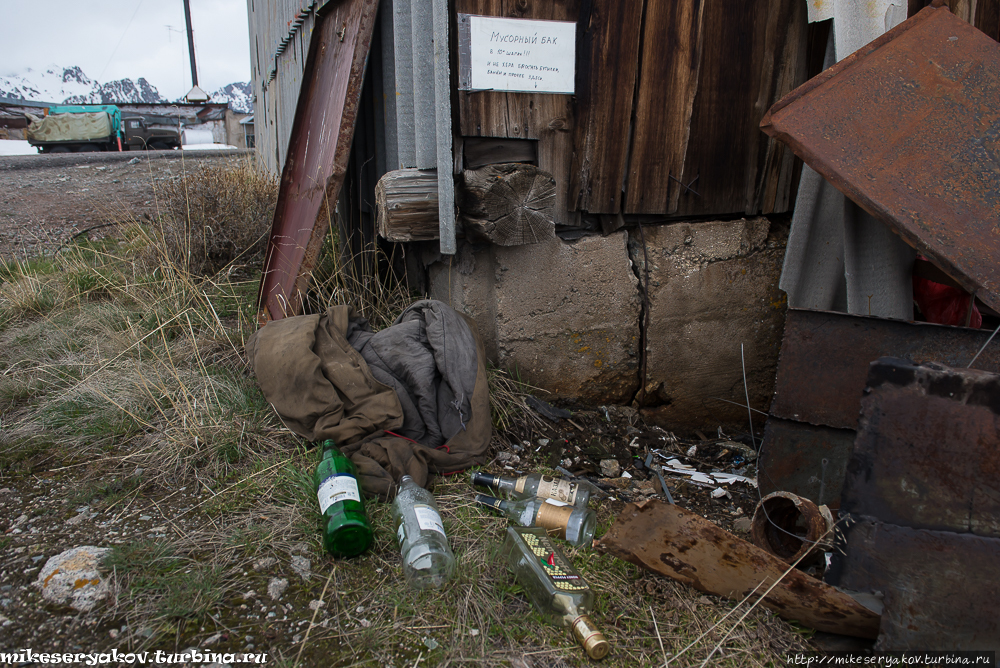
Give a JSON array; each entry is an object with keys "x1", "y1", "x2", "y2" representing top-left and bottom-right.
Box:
[{"x1": 0, "y1": 149, "x2": 252, "y2": 260}]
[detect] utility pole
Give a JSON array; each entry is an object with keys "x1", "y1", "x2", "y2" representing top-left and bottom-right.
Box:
[
  {"x1": 183, "y1": 0, "x2": 198, "y2": 87},
  {"x1": 183, "y1": 0, "x2": 209, "y2": 102}
]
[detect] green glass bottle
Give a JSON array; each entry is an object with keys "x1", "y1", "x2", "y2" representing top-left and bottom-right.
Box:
[{"x1": 313, "y1": 439, "x2": 373, "y2": 557}]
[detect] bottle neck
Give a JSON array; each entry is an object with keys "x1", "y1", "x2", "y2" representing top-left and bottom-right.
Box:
[
  {"x1": 475, "y1": 494, "x2": 508, "y2": 513},
  {"x1": 471, "y1": 471, "x2": 513, "y2": 492},
  {"x1": 319, "y1": 439, "x2": 342, "y2": 460}
]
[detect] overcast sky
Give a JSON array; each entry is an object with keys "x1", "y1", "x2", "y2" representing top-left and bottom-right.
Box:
[{"x1": 0, "y1": 0, "x2": 251, "y2": 101}]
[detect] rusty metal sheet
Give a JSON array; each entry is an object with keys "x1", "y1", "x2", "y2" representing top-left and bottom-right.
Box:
[
  {"x1": 832, "y1": 520, "x2": 1000, "y2": 650},
  {"x1": 842, "y1": 358, "x2": 1000, "y2": 537},
  {"x1": 596, "y1": 500, "x2": 880, "y2": 639},
  {"x1": 760, "y1": 5, "x2": 1000, "y2": 313},
  {"x1": 771, "y1": 309, "x2": 1000, "y2": 430},
  {"x1": 256, "y1": 0, "x2": 380, "y2": 322},
  {"x1": 760, "y1": 418, "x2": 856, "y2": 508}
]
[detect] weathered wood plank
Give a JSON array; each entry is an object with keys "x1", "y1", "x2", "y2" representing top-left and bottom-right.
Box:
[
  {"x1": 624, "y1": 0, "x2": 807, "y2": 216},
  {"x1": 622, "y1": 0, "x2": 706, "y2": 214},
  {"x1": 455, "y1": 0, "x2": 580, "y2": 139},
  {"x1": 376, "y1": 169, "x2": 440, "y2": 242},
  {"x1": 459, "y1": 163, "x2": 556, "y2": 245},
  {"x1": 463, "y1": 137, "x2": 537, "y2": 168},
  {"x1": 568, "y1": 0, "x2": 644, "y2": 214},
  {"x1": 455, "y1": 0, "x2": 578, "y2": 224}
]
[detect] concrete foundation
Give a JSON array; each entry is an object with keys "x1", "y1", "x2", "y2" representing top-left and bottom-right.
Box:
[
  {"x1": 430, "y1": 232, "x2": 641, "y2": 404},
  {"x1": 631, "y1": 217, "x2": 787, "y2": 432},
  {"x1": 428, "y1": 217, "x2": 787, "y2": 432}
]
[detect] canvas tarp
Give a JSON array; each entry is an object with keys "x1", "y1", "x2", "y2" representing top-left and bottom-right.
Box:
[
  {"x1": 27, "y1": 112, "x2": 113, "y2": 143},
  {"x1": 246, "y1": 300, "x2": 492, "y2": 497}
]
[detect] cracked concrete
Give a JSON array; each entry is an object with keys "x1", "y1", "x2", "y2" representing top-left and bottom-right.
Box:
[
  {"x1": 631, "y1": 217, "x2": 787, "y2": 431},
  {"x1": 428, "y1": 217, "x2": 788, "y2": 427}
]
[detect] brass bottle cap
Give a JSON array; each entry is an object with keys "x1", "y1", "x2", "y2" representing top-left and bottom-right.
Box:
[{"x1": 571, "y1": 614, "x2": 610, "y2": 660}]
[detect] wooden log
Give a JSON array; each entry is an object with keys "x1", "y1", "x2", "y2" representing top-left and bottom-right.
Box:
[
  {"x1": 375, "y1": 169, "x2": 440, "y2": 242},
  {"x1": 459, "y1": 163, "x2": 555, "y2": 246}
]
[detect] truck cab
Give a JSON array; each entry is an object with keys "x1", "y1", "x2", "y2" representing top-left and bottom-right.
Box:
[{"x1": 122, "y1": 115, "x2": 182, "y2": 150}]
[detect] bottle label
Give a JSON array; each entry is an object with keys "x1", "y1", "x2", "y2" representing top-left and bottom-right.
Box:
[
  {"x1": 414, "y1": 504, "x2": 446, "y2": 535},
  {"x1": 514, "y1": 477, "x2": 528, "y2": 494},
  {"x1": 521, "y1": 531, "x2": 587, "y2": 591},
  {"x1": 537, "y1": 476, "x2": 579, "y2": 504},
  {"x1": 317, "y1": 473, "x2": 361, "y2": 514},
  {"x1": 535, "y1": 499, "x2": 575, "y2": 540}
]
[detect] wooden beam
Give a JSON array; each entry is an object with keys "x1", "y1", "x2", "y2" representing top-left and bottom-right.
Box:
[
  {"x1": 459, "y1": 163, "x2": 555, "y2": 246},
  {"x1": 376, "y1": 169, "x2": 441, "y2": 242}
]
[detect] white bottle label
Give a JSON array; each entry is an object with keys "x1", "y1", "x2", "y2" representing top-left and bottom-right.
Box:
[
  {"x1": 414, "y1": 504, "x2": 445, "y2": 535},
  {"x1": 538, "y1": 476, "x2": 579, "y2": 504},
  {"x1": 317, "y1": 474, "x2": 361, "y2": 514}
]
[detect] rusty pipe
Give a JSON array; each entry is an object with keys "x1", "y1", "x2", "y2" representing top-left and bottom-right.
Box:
[{"x1": 750, "y1": 491, "x2": 834, "y2": 566}]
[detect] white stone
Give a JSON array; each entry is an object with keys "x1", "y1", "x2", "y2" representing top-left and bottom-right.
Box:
[
  {"x1": 599, "y1": 459, "x2": 621, "y2": 478},
  {"x1": 252, "y1": 556, "x2": 277, "y2": 571},
  {"x1": 267, "y1": 577, "x2": 288, "y2": 601},
  {"x1": 36, "y1": 546, "x2": 112, "y2": 612},
  {"x1": 290, "y1": 555, "x2": 311, "y2": 581}
]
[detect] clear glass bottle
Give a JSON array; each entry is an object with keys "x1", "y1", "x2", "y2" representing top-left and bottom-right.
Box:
[
  {"x1": 313, "y1": 439, "x2": 373, "y2": 558},
  {"x1": 471, "y1": 471, "x2": 591, "y2": 507},
  {"x1": 475, "y1": 493, "x2": 597, "y2": 548},
  {"x1": 501, "y1": 526, "x2": 610, "y2": 660},
  {"x1": 392, "y1": 475, "x2": 456, "y2": 589}
]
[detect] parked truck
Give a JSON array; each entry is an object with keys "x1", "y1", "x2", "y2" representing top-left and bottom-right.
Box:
[{"x1": 26, "y1": 105, "x2": 181, "y2": 153}]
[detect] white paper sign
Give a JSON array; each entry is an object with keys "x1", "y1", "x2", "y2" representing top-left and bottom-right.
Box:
[{"x1": 466, "y1": 15, "x2": 575, "y2": 94}]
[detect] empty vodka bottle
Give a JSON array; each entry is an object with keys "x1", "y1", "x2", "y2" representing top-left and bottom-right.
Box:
[
  {"x1": 471, "y1": 471, "x2": 591, "y2": 507},
  {"x1": 313, "y1": 439, "x2": 373, "y2": 558},
  {"x1": 501, "y1": 526, "x2": 610, "y2": 660},
  {"x1": 392, "y1": 475, "x2": 456, "y2": 589},
  {"x1": 475, "y1": 493, "x2": 596, "y2": 548}
]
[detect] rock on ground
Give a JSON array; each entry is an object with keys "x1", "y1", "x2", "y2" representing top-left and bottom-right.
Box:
[{"x1": 36, "y1": 546, "x2": 112, "y2": 612}]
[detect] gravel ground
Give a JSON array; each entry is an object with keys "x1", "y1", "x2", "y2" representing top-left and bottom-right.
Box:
[{"x1": 0, "y1": 149, "x2": 252, "y2": 261}]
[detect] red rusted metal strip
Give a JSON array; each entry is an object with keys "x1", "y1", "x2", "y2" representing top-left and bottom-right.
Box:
[
  {"x1": 257, "y1": 0, "x2": 380, "y2": 323},
  {"x1": 842, "y1": 358, "x2": 1000, "y2": 538},
  {"x1": 597, "y1": 500, "x2": 881, "y2": 639},
  {"x1": 761, "y1": 6, "x2": 1000, "y2": 313}
]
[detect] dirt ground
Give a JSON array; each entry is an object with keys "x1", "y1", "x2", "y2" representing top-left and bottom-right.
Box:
[
  {"x1": 0, "y1": 149, "x2": 251, "y2": 261},
  {"x1": 0, "y1": 402, "x2": 779, "y2": 663}
]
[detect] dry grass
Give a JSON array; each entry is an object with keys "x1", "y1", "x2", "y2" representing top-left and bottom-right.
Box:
[
  {"x1": 0, "y1": 159, "x2": 812, "y2": 666},
  {"x1": 157, "y1": 157, "x2": 278, "y2": 276}
]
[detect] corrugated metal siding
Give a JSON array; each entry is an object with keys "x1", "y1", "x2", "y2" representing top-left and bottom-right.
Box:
[
  {"x1": 249, "y1": 0, "x2": 455, "y2": 252},
  {"x1": 248, "y1": 0, "x2": 322, "y2": 174}
]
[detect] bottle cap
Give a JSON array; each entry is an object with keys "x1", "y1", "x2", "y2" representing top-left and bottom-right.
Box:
[
  {"x1": 571, "y1": 614, "x2": 610, "y2": 660},
  {"x1": 475, "y1": 494, "x2": 505, "y2": 511},
  {"x1": 471, "y1": 471, "x2": 499, "y2": 487}
]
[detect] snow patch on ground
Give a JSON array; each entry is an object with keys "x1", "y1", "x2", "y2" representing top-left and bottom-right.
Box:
[
  {"x1": 182, "y1": 144, "x2": 238, "y2": 151},
  {"x1": 0, "y1": 140, "x2": 38, "y2": 156}
]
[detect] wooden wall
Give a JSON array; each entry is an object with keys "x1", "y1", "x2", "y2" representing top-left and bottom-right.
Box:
[{"x1": 457, "y1": 0, "x2": 809, "y2": 220}]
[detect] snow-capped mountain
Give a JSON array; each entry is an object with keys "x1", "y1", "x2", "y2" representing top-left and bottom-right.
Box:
[
  {"x1": 210, "y1": 82, "x2": 252, "y2": 114},
  {"x1": 0, "y1": 66, "x2": 251, "y2": 113},
  {"x1": 0, "y1": 66, "x2": 100, "y2": 103}
]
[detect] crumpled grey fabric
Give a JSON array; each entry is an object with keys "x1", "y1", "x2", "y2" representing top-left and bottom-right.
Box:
[{"x1": 348, "y1": 300, "x2": 479, "y2": 448}]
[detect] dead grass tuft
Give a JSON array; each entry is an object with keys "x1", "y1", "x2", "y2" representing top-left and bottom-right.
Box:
[{"x1": 158, "y1": 157, "x2": 277, "y2": 276}]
